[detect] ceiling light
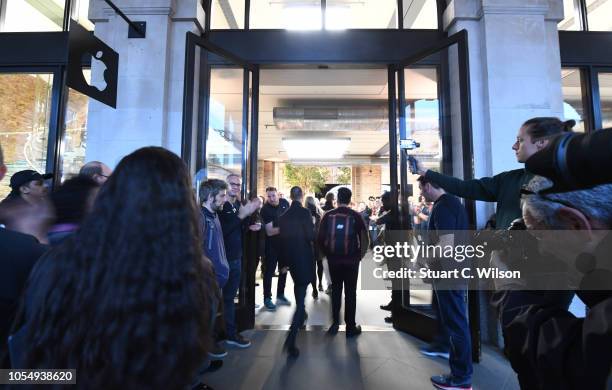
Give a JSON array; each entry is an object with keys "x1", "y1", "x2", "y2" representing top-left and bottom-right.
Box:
[{"x1": 282, "y1": 138, "x2": 350, "y2": 159}]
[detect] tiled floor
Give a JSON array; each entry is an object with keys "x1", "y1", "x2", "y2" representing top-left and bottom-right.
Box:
[
  {"x1": 221, "y1": 254, "x2": 520, "y2": 389},
  {"x1": 204, "y1": 329, "x2": 520, "y2": 390}
]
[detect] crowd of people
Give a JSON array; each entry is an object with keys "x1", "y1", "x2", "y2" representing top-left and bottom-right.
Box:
[{"x1": 0, "y1": 114, "x2": 610, "y2": 390}]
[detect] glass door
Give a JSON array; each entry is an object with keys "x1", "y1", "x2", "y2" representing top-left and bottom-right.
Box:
[
  {"x1": 0, "y1": 69, "x2": 61, "y2": 198},
  {"x1": 181, "y1": 34, "x2": 258, "y2": 331},
  {"x1": 390, "y1": 30, "x2": 481, "y2": 361},
  {"x1": 593, "y1": 68, "x2": 612, "y2": 129}
]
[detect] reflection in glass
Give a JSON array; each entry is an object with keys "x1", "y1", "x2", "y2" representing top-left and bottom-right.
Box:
[
  {"x1": 211, "y1": 0, "x2": 245, "y2": 29},
  {"x1": 558, "y1": 0, "x2": 580, "y2": 31},
  {"x1": 402, "y1": 0, "x2": 438, "y2": 29},
  {"x1": 72, "y1": 0, "x2": 94, "y2": 31},
  {"x1": 1, "y1": 0, "x2": 64, "y2": 32},
  {"x1": 561, "y1": 68, "x2": 586, "y2": 132},
  {"x1": 61, "y1": 71, "x2": 90, "y2": 180},
  {"x1": 598, "y1": 73, "x2": 612, "y2": 128},
  {"x1": 402, "y1": 67, "x2": 440, "y2": 310},
  {"x1": 0, "y1": 73, "x2": 53, "y2": 200},
  {"x1": 207, "y1": 68, "x2": 245, "y2": 180},
  {"x1": 250, "y1": 0, "x2": 321, "y2": 29},
  {"x1": 326, "y1": 0, "x2": 397, "y2": 29},
  {"x1": 586, "y1": 0, "x2": 612, "y2": 31}
]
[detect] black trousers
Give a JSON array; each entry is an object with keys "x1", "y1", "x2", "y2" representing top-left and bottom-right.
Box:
[
  {"x1": 286, "y1": 283, "x2": 308, "y2": 348},
  {"x1": 329, "y1": 262, "x2": 360, "y2": 327}
]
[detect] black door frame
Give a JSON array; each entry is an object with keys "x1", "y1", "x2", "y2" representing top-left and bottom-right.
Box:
[
  {"x1": 390, "y1": 29, "x2": 480, "y2": 362},
  {"x1": 180, "y1": 29, "x2": 478, "y2": 347},
  {"x1": 181, "y1": 32, "x2": 259, "y2": 330}
]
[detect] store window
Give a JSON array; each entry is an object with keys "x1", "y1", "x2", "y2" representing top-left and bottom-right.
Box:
[
  {"x1": 205, "y1": 68, "x2": 245, "y2": 179},
  {"x1": 72, "y1": 0, "x2": 94, "y2": 31},
  {"x1": 561, "y1": 68, "x2": 587, "y2": 132},
  {"x1": 250, "y1": 0, "x2": 321, "y2": 30},
  {"x1": 586, "y1": 0, "x2": 612, "y2": 31},
  {"x1": 598, "y1": 72, "x2": 612, "y2": 128},
  {"x1": 326, "y1": 0, "x2": 397, "y2": 29},
  {"x1": 61, "y1": 70, "x2": 90, "y2": 180},
  {"x1": 0, "y1": 73, "x2": 54, "y2": 200},
  {"x1": 558, "y1": 0, "x2": 581, "y2": 31},
  {"x1": 401, "y1": 0, "x2": 438, "y2": 29},
  {"x1": 0, "y1": 0, "x2": 64, "y2": 32},
  {"x1": 211, "y1": 0, "x2": 245, "y2": 29}
]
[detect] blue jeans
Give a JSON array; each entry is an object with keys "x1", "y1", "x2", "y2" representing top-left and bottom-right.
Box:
[
  {"x1": 223, "y1": 258, "x2": 242, "y2": 338},
  {"x1": 433, "y1": 285, "x2": 472, "y2": 383}
]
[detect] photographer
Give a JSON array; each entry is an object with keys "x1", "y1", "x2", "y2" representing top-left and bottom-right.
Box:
[
  {"x1": 508, "y1": 174, "x2": 612, "y2": 389},
  {"x1": 500, "y1": 128, "x2": 612, "y2": 390}
]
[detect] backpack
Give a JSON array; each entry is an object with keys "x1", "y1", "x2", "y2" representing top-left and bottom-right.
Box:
[{"x1": 325, "y1": 211, "x2": 359, "y2": 256}]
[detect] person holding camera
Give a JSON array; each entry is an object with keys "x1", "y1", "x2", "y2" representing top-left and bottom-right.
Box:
[
  {"x1": 502, "y1": 128, "x2": 612, "y2": 390},
  {"x1": 409, "y1": 118, "x2": 576, "y2": 343},
  {"x1": 510, "y1": 174, "x2": 612, "y2": 389}
]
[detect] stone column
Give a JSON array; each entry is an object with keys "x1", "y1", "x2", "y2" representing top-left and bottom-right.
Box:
[{"x1": 86, "y1": 0, "x2": 204, "y2": 167}]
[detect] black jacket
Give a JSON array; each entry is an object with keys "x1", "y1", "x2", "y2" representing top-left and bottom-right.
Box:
[
  {"x1": 0, "y1": 228, "x2": 47, "y2": 367},
  {"x1": 278, "y1": 201, "x2": 315, "y2": 285}
]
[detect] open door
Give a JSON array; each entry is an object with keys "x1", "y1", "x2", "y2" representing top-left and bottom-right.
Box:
[
  {"x1": 181, "y1": 32, "x2": 259, "y2": 331},
  {"x1": 390, "y1": 30, "x2": 481, "y2": 362}
]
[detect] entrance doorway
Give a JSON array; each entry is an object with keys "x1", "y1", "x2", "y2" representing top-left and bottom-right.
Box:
[
  {"x1": 180, "y1": 29, "x2": 479, "y2": 359},
  {"x1": 252, "y1": 65, "x2": 439, "y2": 330}
]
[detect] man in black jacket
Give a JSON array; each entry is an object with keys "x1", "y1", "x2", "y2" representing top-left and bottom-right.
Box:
[
  {"x1": 278, "y1": 186, "x2": 315, "y2": 358},
  {"x1": 0, "y1": 143, "x2": 48, "y2": 367}
]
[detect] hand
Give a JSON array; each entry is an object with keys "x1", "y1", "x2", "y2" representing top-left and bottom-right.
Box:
[
  {"x1": 248, "y1": 223, "x2": 262, "y2": 231},
  {"x1": 238, "y1": 198, "x2": 262, "y2": 219},
  {"x1": 409, "y1": 157, "x2": 427, "y2": 176}
]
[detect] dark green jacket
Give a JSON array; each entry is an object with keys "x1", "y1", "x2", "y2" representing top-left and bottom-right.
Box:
[{"x1": 425, "y1": 169, "x2": 533, "y2": 229}]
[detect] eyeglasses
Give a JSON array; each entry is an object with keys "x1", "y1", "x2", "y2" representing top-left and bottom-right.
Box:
[{"x1": 228, "y1": 182, "x2": 241, "y2": 187}]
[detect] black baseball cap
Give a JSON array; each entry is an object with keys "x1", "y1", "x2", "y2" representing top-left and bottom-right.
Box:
[{"x1": 9, "y1": 170, "x2": 53, "y2": 191}]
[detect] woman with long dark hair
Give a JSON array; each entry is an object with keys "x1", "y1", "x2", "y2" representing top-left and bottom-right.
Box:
[{"x1": 9, "y1": 147, "x2": 216, "y2": 389}]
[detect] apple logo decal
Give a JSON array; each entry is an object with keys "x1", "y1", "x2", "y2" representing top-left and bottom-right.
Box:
[{"x1": 82, "y1": 51, "x2": 108, "y2": 92}]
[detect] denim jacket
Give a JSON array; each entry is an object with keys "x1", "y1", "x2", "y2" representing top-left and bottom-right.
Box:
[{"x1": 201, "y1": 207, "x2": 229, "y2": 288}]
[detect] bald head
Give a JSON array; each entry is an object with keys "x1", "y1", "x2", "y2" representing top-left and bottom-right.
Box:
[{"x1": 79, "y1": 161, "x2": 112, "y2": 185}]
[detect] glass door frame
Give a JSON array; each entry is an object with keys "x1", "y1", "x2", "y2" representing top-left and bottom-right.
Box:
[
  {"x1": 0, "y1": 66, "x2": 67, "y2": 186},
  {"x1": 592, "y1": 66, "x2": 612, "y2": 129},
  {"x1": 391, "y1": 29, "x2": 481, "y2": 362},
  {"x1": 181, "y1": 32, "x2": 259, "y2": 330}
]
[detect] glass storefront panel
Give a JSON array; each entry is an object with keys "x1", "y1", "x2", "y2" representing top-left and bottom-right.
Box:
[
  {"x1": 598, "y1": 72, "x2": 612, "y2": 128},
  {"x1": 250, "y1": 0, "x2": 321, "y2": 29},
  {"x1": 326, "y1": 0, "x2": 397, "y2": 29},
  {"x1": 558, "y1": 0, "x2": 581, "y2": 30},
  {"x1": 206, "y1": 67, "x2": 245, "y2": 179},
  {"x1": 61, "y1": 71, "x2": 90, "y2": 180},
  {"x1": 586, "y1": 0, "x2": 612, "y2": 31},
  {"x1": 72, "y1": 0, "x2": 94, "y2": 31},
  {"x1": 402, "y1": 67, "x2": 440, "y2": 309},
  {"x1": 0, "y1": 0, "x2": 64, "y2": 32},
  {"x1": 561, "y1": 68, "x2": 587, "y2": 132},
  {"x1": 0, "y1": 73, "x2": 54, "y2": 200},
  {"x1": 211, "y1": 0, "x2": 245, "y2": 29},
  {"x1": 402, "y1": 0, "x2": 438, "y2": 29}
]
